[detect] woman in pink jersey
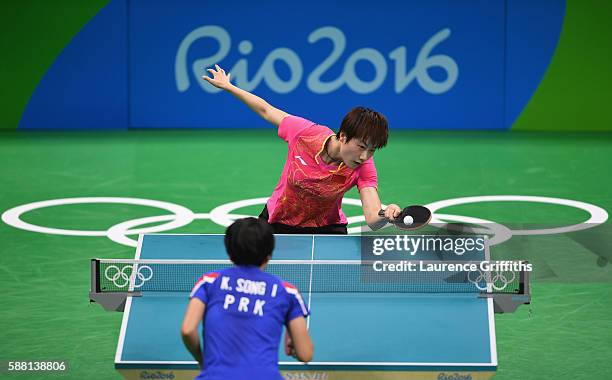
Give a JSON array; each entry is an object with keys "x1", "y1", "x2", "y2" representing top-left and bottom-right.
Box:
[{"x1": 204, "y1": 65, "x2": 401, "y2": 234}]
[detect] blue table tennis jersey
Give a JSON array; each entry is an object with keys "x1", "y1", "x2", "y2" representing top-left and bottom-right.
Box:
[{"x1": 190, "y1": 265, "x2": 309, "y2": 380}]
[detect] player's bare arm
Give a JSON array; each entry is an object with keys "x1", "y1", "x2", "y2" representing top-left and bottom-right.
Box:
[
  {"x1": 181, "y1": 298, "x2": 205, "y2": 367},
  {"x1": 360, "y1": 186, "x2": 401, "y2": 230},
  {"x1": 286, "y1": 316, "x2": 314, "y2": 363},
  {"x1": 203, "y1": 64, "x2": 289, "y2": 127}
]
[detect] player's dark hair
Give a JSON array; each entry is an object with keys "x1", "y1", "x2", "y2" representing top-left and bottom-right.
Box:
[
  {"x1": 224, "y1": 217, "x2": 275, "y2": 266},
  {"x1": 337, "y1": 107, "x2": 389, "y2": 149}
]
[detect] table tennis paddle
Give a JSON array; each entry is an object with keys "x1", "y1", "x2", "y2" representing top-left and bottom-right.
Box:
[{"x1": 378, "y1": 205, "x2": 432, "y2": 230}]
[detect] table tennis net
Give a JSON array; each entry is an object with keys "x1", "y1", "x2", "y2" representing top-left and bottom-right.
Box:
[{"x1": 93, "y1": 259, "x2": 527, "y2": 294}]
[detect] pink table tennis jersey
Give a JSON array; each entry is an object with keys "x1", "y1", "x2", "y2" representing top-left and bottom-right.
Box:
[{"x1": 266, "y1": 115, "x2": 378, "y2": 227}]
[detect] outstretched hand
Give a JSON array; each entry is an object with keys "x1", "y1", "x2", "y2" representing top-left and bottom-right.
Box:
[
  {"x1": 382, "y1": 203, "x2": 402, "y2": 222},
  {"x1": 202, "y1": 64, "x2": 231, "y2": 90}
]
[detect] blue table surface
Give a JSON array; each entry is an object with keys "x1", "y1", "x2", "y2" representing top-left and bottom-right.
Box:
[{"x1": 116, "y1": 234, "x2": 496, "y2": 370}]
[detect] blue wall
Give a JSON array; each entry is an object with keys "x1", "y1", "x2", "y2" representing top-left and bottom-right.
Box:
[{"x1": 19, "y1": 0, "x2": 565, "y2": 130}]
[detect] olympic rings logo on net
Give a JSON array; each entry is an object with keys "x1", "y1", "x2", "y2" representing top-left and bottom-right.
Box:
[
  {"x1": 467, "y1": 266, "x2": 516, "y2": 291},
  {"x1": 1, "y1": 195, "x2": 608, "y2": 248},
  {"x1": 104, "y1": 265, "x2": 153, "y2": 288}
]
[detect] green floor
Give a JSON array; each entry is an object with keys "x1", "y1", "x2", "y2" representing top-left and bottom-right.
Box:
[{"x1": 1, "y1": 130, "x2": 611, "y2": 379}]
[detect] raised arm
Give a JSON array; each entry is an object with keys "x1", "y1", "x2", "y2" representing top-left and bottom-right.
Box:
[{"x1": 203, "y1": 64, "x2": 289, "y2": 127}]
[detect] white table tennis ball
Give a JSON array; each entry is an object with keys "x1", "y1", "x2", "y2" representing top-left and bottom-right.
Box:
[{"x1": 403, "y1": 215, "x2": 414, "y2": 225}]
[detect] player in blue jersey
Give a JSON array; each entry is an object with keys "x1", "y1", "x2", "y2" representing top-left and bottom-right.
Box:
[{"x1": 181, "y1": 217, "x2": 313, "y2": 380}]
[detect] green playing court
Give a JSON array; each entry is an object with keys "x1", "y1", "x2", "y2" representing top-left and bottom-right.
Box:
[{"x1": 1, "y1": 129, "x2": 611, "y2": 379}]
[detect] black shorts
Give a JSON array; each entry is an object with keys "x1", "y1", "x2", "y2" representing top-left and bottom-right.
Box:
[{"x1": 259, "y1": 205, "x2": 348, "y2": 235}]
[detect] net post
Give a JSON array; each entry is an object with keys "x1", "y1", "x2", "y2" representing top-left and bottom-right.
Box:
[
  {"x1": 519, "y1": 260, "x2": 530, "y2": 297},
  {"x1": 89, "y1": 258, "x2": 137, "y2": 312},
  {"x1": 90, "y1": 259, "x2": 100, "y2": 294},
  {"x1": 484, "y1": 260, "x2": 531, "y2": 313}
]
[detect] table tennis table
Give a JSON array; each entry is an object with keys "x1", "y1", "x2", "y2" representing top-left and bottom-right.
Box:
[{"x1": 92, "y1": 234, "x2": 528, "y2": 380}]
